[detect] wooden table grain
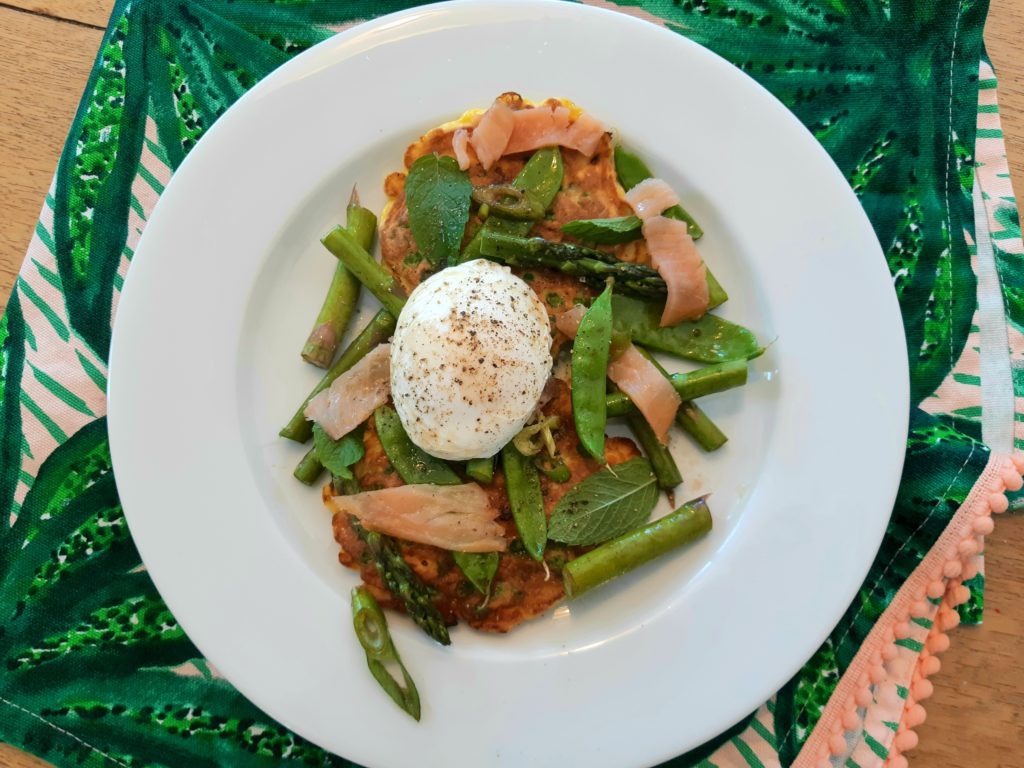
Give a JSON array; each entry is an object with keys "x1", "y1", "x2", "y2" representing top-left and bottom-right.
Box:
[{"x1": 0, "y1": 2, "x2": 1021, "y2": 767}]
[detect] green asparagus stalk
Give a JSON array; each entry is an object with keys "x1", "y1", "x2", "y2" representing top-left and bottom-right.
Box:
[
  {"x1": 355, "y1": 521, "x2": 451, "y2": 646},
  {"x1": 280, "y1": 309, "x2": 396, "y2": 443},
  {"x1": 302, "y1": 188, "x2": 377, "y2": 368},
  {"x1": 637, "y1": 346, "x2": 730, "y2": 452},
  {"x1": 321, "y1": 226, "x2": 407, "y2": 318},
  {"x1": 351, "y1": 586, "x2": 421, "y2": 720},
  {"x1": 676, "y1": 401, "x2": 728, "y2": 451},
  {"x1": 670, "y1": 360, "x2": 748, "y2": 401},
  {"x1": 480, "y1": 230, "x2": 668, "y2": 299},
  {"x1": 465, "y1": 457, "x2": 495, "y2": 484},
  {"x1": 563, "y1": 496, "x2": 712, "y2": 599},
  {"x1": 605, "y1": 391, "x2": 634, "y2": 418},
  {"x1": 293, "y1": 447, "x2": 324, "y2": 485},
  {"x1": 625, "y1": 412, "x2": 682, "y2": 490}
]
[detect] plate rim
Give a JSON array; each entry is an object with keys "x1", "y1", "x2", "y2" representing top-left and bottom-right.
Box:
[{"x1": 108, "y1": 2, "x2": 909, "y2": 766}]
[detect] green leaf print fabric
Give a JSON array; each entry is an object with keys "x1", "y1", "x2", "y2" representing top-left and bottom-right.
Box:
[{"x1": 2, "y1": 1, "x2": 1021, "y2": 766}]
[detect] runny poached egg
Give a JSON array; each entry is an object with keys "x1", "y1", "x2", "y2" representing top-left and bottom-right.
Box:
[{"x1": 390, "y1": 259, "x2": 552, "y2": 461}]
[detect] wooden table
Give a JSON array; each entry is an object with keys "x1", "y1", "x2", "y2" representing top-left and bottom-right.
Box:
[{"x1": 1, "y1": 2, "x2": 1021, "y2": 766}]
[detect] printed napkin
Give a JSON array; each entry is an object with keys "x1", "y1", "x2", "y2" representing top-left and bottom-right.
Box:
[{"x1": 1, "y1": 1, "x2": 1021, "y2": 767}]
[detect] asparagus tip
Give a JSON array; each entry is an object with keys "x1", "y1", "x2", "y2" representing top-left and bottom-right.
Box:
[{"x1": 348, "y1": 184, "x2": 361, "y2": 208}]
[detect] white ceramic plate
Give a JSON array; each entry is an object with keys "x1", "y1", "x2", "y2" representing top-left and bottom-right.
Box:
[{"x1": 108, "y1": 2, "x2": 908, "y2": 766}]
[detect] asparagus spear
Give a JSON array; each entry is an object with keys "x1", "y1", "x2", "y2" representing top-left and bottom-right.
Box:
[
  {"x1": 293, "y1": 446, "x2": 324, "y2": 485},
  {"x1": 280, "y1": 309, "x2": 396, "y2": 443},
  {"x1": 605, "y1": 391, "x2": 634, "y2": 418},
  {"x1": 670, "y1": 360, "x2": 748, "y2": 401},
  {"x1": 479, "y1": 230, "x2": 668, "y2": 299},
  {"x1": 625, "y1": 412, "x2": 682, "y2": 489},
  {"x1": 355, "y1": 519, "x2": 451, "y2": 646},
  {"x1": 563, "y1": 496, "x2": 712, "y2": 598},
  {"x1": 638, "y1": 347, "x2": 729, "y2": 452},
  {"x1": 302, "y1": 188, "x2": 377, "y2": 368},
  {"x1": 321, "y1": 226, "x2": 408, "y2": 318},
  {"x1": 676, "y1": 401, "x2": 728, "y2": 451}
]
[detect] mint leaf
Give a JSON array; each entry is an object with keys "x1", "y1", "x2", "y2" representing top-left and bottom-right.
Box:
[
  {"x1": 452, "y1": 552, "x2": 499, "y2": 595},
  {"x1": 405, "y1": 153, "x2": 473, "y2": 266},
  {"x1": 561, "y1": 216, "x2": 642, "y2": 245},
  {"x1": 548, "y1": 458, "x2": 659, "y2": 545},
  {"x1": 313, "y1": 423, "x2": 364, "y2": 480}
]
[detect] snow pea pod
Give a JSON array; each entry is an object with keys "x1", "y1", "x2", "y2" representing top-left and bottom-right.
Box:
[
  {"x1": 501, "y1": 443, "x2": 547, "y2": 561},
  {"x1": 572, "y1": 283, "x2": 614, "y2": 462},
  {"x1": 374, "y1": 405, "x2": 461, "y2": 485},
  {"x1": 459, "y1": 147, "x2": 564, "y2": 263},
  {"x1": 611, "y1": 295, "x2": 761, "y2": 363}
]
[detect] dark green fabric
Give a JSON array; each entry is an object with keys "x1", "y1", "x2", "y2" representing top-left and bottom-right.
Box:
[{"x1": 0, "y1": 1, "x2": 994, "y2": 765}]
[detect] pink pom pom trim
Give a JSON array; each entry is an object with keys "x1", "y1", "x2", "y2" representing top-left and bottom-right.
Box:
[{"x1": 793, "y1": 453, "x2": 1015, "y2": 766}]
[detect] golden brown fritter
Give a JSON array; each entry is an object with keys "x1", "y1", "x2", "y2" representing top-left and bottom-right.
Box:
[
  {"x1": 332, "y1": 381, "x2": 640, "y2": 633},
  {"x1": 331, "y1": 100, "x2": 648, "y2": 633}
]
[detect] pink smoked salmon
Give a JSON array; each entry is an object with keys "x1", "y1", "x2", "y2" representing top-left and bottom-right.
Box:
[
  {"x1": 557, "y1": 306, "x2": 680, "y2": 444},
  {"x1": 625, "y1": 178, "x2": 680, "y2": 221},
  {"x1": 305, "y1": 343, "x2": 391, "y2": 440},
  {"x1": 469, "y1": 100, "x2": 516, "y2": 170},
  {"x1": 642, "y1": 215, "x2": 709, "y2": 326},
  {"x1": 503, "y1": 105, "x2": 606, "y2": 157},
  {"x1": 452, "y1": 127, "x2": 473, "y2": 170},
  {"x1": 327, "y1": 483, "x2": 507, "y2": 552}
]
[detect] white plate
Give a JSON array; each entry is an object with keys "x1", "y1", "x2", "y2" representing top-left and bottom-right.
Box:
[{"x1": 108, "y1": 2, "x2": 908, "y2": 766}]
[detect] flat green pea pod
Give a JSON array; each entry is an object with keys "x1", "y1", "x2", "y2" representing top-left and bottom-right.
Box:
[
  {"x1": 611, "y1": 295, "x2": 761, "y2": 363},
  {"x1": 452, "y1": 551, "x2": 499, "y2": 596},
  {"x1": 500, "y1": 443, "x2": 547, "y2": 561},
  {"x1": 374, "y1": 405, "x2": 461, "y2": 485},
  {"x1": 572, "y1": 283, "x2": 613, "y2": 462},
  {"x1": 459, "y1": 147, "x2": 564, "y2": 263},
  {"x1": 351, "y1": 586, "x2": 421, "y2": 721}
]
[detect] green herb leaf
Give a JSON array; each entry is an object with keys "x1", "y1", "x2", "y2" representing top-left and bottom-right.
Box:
[
  {"x1": 548, "y1": 458, "x2": 659, "y2": 545},
  {"x1": 452, "y1": 552, "x2": 499, "y2": 595},
  {"x1": 561, "y1": 216, "x2": 643, "y2": 245},
  {"x1": 313, "y1": 423, "x2": 364, "y2": 480},
  {"x1": 611, "y1": 295, "x2": 761, "y2": 363},
  {"x1": 405, "y1": 153, "x2": 473, "y2": 266}
]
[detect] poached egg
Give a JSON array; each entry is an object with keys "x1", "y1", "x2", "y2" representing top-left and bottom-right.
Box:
[{"x1": 390, "y1": 259, "x2": 552, "y2": 461}]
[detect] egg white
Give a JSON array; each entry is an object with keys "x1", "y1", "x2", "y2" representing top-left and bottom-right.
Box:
[{"x1": 390, "y1": 259, "x2": 553, "y2": 461}]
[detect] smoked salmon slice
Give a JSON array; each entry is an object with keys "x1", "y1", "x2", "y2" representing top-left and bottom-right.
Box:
[
  {"x1": 327, "y1": 483, "x2": 507, "y2": 552},
  {"x1": 557, "y1": 306, "x2": 680, "y2": 444},
  {"x1": 305, "y1": 344, "x2": 391, "y2": 440},
  {"x1": 642, "y1": 216, "x2": 709, "y2": 326},
  {"x1": 625, "y1": 178, "x2": 680, "y2": 221},
  {"x1": 452, "y1": 128, "x2": 473, "y2": 170},
  {"x1": 469, "y1": 100, "x2": 516, "y2": 170}
]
